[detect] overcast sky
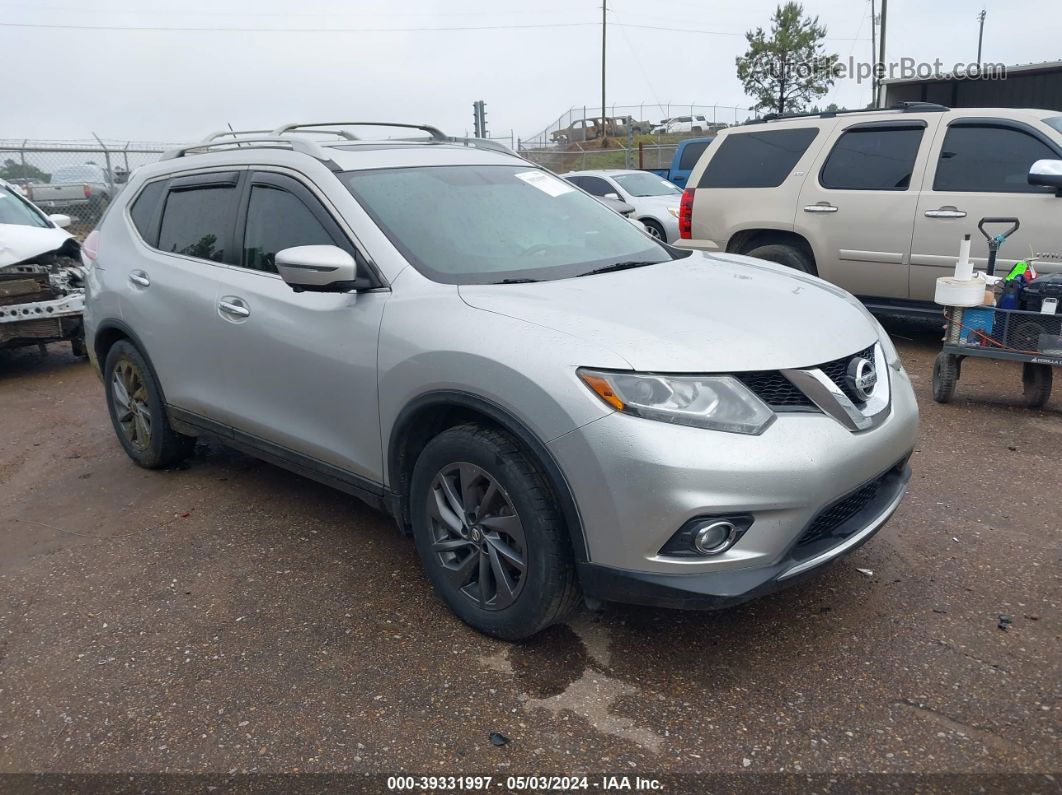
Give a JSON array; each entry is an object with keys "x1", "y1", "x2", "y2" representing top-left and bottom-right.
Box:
[{"x1": 4, "y1": 0, "x2": 1059, "y2": 144}]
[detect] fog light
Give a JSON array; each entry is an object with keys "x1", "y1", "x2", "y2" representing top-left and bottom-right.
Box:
[
  {"x1": 658, "y1": 515, "x2": 752, "y2": 558},
  {"x1": 693, "y1": 521, "x2": 738, "y2": 555}
]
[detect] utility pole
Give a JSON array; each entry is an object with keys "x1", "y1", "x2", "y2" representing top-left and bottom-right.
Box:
[
  {"x1": 977, "y1": 9, "x2": 986, "y2": 63},
  {"x1": 876, "y1": 0, "x2": 888, "y2": 107},
  {"x1": 601, "y1": 0, "x2": 607, "y2": 144},
  {"x1": 870, "y1": 0, "x2": 877, "y2": 107}
]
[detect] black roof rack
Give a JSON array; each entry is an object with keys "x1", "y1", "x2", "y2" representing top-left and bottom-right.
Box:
[{"x1": 747, "y1": 101, "x2": 949, "y2": 125}]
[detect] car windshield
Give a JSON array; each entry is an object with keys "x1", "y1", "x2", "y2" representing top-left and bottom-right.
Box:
[
  {"x1": 0, "y1": 185, "x2": 49, "y2": 228},
  {"x1": 341, "y1": 164, "x2": 682, "y2": 284},
  {"x1": 53, "y1": 165, "x2": 103, "y2": 182},
  {"x1": 612, "y1": 172, "x2": 682, "y2": 197}
]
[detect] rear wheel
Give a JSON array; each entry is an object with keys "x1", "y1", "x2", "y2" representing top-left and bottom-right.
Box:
[
  {"x1": 744, "y1": 243, "x2": 813, "y2": 274},
  {"x1": 104, "y1": 340, "x2": 195, "y2": 469},
  {"x1": 932, "y1": 352, "x2": 960, "y2": 403},
  {"x1": 1022, "y1": 363, "x2": 1053, "y2": 408},
  {"x1": 410, "y1": 424, "x2": 579, "y2": 640}
]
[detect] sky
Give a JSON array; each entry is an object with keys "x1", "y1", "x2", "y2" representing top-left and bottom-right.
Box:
[{"x1": 3, "y1": 0, "x2": 1060, "y2": 145}]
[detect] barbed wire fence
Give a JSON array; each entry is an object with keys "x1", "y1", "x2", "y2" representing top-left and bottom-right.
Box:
[
  {"x1": 0, "y1": 139, "x2": 177, "y2": 233},
  {"x1": 516, "y1": 102, "x2": 756, "y2": 173}
]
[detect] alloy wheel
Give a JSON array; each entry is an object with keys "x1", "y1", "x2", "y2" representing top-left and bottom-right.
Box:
[
  {"x1": 427, "y1": 462, "x2": 527, "y2": 610},
  {"x1": 111, "y1": 359, "x2": 152, "y2": 451}
]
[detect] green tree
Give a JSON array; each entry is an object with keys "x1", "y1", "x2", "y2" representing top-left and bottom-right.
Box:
[
  {"x1": 0, "y1": 158, "x2": 50, "y2": 183},
  {"x1": 736, "y1": 2, "x2": 839, "y2": 116}
]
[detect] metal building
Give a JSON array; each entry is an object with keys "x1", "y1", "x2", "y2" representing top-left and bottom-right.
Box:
[{"x1": 884, "y1": 60, "x2": 1062, "y2": 111}]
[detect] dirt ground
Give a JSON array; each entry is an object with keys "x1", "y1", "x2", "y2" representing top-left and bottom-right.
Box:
[{"x1": 0, "y1": 319, "x2": 1058, "y2": 785}]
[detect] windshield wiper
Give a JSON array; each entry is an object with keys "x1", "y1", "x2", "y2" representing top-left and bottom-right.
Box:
[
  {"x1": 576, "y1": 260, "x2": 661, "y2": 278},
  {"x1": 491, "y1": 277, "x2": 541, "y2": 284}
]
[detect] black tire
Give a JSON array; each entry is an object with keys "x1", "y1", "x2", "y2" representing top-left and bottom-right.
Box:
[
  {"x1": 70, "y1": 333, "x2": 87, "y2": 358},
  {"x1": 641, "y1": 218, "x2": 666, "y2": 240},
  {"x1": 744, "y1": 243, "x2": 813, "y2": 274},
  {"x1": 103, "y1": 340, "x2": 195, "y2": 469},
  {"x1": 410, "y1": 423, "x2": 580, "y2": 640},
  {"x1": 1022, "y1": 363, "x2": 1052, "y2": 409},
  {"x1": 932, "y1": 352, "x2": 960, "y2": 403}
]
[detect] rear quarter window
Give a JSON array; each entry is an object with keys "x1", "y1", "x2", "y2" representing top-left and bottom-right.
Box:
[
  {"x1": 128, "y1": 180, "x2": 166, "y2": 244},
  {"x1": 698, "y1": 127, "x2": 819, "y2": 188}
]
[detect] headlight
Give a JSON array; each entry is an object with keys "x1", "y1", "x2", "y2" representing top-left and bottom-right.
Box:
[
  {"x1": 875, "y1": 321, "x2": 902, "y2": 370},
  {"x1": 666, "y1": 207, "x2": 680, "y2": 218},
  {"x1": 578, "y1": 368, "x2": 775, "y2": 435}
]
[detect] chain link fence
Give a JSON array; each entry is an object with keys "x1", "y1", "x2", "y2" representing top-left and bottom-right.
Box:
[
  {"x1": 517, "y1": 102, "x2": 756, "y2": 175},
  {"x1": 519, "y1": 102, "x2": 755, "y2": 150},
  {"x1": 0, "y1": 139, "x2": 176, "y2": 235}
]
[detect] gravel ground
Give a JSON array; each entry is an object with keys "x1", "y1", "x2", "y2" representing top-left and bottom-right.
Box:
[{"x1": 0, "y1": 320, "x2": 1058, "y2": 784}]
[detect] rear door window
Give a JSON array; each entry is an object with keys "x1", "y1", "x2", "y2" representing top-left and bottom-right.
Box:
[
  {"x1": 933, "y1": 124, "x2": 1059, "y2": 193},
  {"x1": 574, "y1": 176, "x2": 614, "y2": 197},
  {"x1": 698, "y1": 128, "x2": 819, "y2": 188},
  {"x1": 157, "y1": 181, "x2": 239, "y2": 262},
  {"x1": 819, "y1": 126, "x2": 925, "y2": 190}
]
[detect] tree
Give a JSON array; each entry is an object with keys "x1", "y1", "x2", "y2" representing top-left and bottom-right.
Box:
[
  {"x1": 736, "y1": 2, "x2": 839, "y2": 116},
  {"x1": 0, "y1": 158, "x2": 50, "y2": 183}
]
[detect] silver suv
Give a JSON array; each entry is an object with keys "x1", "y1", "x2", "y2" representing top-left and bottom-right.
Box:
[
  {"x1": 679, "y1": 104, "x2": 1062, "y2": 313},
  {"x1": 83, "y1": 122, "x2": 919, "y2": 639}
]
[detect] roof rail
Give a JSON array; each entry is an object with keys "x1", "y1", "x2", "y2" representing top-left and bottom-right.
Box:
[
  {"x1": 272, "y1": 121, "x2": 448, "y2": 142},
  {"x1": 160, "y1": 136, "x2": 341, "y2": 170},
  {"x1": 747, "y1": 101, "x2": 950, "y2": 125},
  {"x1": 201, "y1": 129, "x2": 273, "y2": 143}
]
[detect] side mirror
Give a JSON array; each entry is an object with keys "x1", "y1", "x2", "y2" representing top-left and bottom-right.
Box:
[
  {"x1": 276, "y1": 245, "x2": 358, "y2": 293},
  {"x1": 1028, "y1": 159, "x2": 1062, "y2": 195},
  {"x1": 49, "y1": 214, "x2": 72, "y2": 228},
  {"x1": 603, "y1": 192, "x2": 620, "y2": 200}
]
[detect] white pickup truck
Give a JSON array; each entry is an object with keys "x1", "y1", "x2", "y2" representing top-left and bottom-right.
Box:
[
  {"x1": 26, "y1": 164, "x2": 114, "y2": 222},
  {"x1": 0, "y1": 179, "x2": 86, "y2": 355}
]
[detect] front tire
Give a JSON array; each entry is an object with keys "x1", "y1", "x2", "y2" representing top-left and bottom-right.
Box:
[
  {"x1": 932, "y1": 353, "x2": 960, "y2": 403},
  {"x1": 410, "y1": 424, "x2": 579, "y2": 640},
  {"x1": 641, "y1": 218, "x2": 666, "y2": 240},
  {"x1": 104, "y1": 340, "x2": 195, "y2": 469}
]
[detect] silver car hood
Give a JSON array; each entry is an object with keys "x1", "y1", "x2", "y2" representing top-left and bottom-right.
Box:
[{"x1": 459, "y1": 252, "x2": 878, "y2": 372}]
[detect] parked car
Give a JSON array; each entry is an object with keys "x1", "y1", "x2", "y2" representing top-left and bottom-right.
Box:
[
  {"x1": 27, "y1": 163, "x2": 113, "y2": 222},
  {"x1": 563, "y1": 169, "x2": 682, "y2": 241},
  {"x1": 678, "y1": 103, "x2": 1062, "y2": 313},
  {"x1": 551, "y1": 118, "x2": 603, "y2": 144},
  {"x1": 652, "y1": 115, "x2": 710, "y2": 135},
  {"x1": 608, "y1": 116, "x2": 652, "y2": 137},
  {"x1": 642, "y1": 136, "x2": 714, "y2": 188},
  {"x1": 5, "y1": 177, "x2": 44, "y2": 198},
  {"x1": 84, "y1": 121, "x2": 918, "y2": 640},
  {"x1": 0, "y1": 179, "x2": 86, "y2": 355}
]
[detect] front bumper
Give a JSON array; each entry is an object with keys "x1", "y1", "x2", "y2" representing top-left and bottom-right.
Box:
[
  {"x1": 577, "y1": 459, "x2": 910, "y2": 609},
  {"x1": 548, "y1": 362, "x2": 919, "y2": 600}
]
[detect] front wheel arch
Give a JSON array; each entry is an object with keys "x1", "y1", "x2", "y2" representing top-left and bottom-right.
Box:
[{"x1": 387, "y1": 391, "x2": 589, "y2": 563}]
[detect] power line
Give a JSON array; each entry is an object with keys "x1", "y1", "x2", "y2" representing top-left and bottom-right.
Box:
[
  {"x1": 0, "y1": 20, "x2": 600, "y2": 33},
  {"x1": 0, "y1": 18, "x2": 870, "y2": 40}
]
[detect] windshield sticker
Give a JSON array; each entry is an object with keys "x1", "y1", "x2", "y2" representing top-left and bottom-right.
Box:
[{"x1": 515, "y1": 170, "x2": 574, "y2": 197}]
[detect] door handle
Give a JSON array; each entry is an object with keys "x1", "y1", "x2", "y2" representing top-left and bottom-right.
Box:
[
  {"x1": 128, "y1": 270, "x2": 150, "y2": 287},
  {"x1": 218, "y1": 297, "x2": 250, "y2": 318},
  {"x1": 803, "y1": 203, "x2": 838, "y2": 213},
  {"x1": 924, "y1": 207, "x2": 967, "y2": 218}
]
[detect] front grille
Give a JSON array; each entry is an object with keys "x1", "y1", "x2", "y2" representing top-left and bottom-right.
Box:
[
  {"x1": 737, "y1": 344, "x2": 876, "y2": 409},
  {"x1": 819, "y1": 344, "x2": 875, "y2": 405},
  {"x1": 0, "y1": 317, "x2": 63, "y2": 343},
  {"x1": 735, "y1": 371, "x2": 813, "y2": 407}
]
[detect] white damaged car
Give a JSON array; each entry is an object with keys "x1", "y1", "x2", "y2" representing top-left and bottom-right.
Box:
[{"x1": 0, "y1": 178, "x2": 86, "y2": 356}]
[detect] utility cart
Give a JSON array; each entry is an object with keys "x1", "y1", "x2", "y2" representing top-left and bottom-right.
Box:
[{"x1": 932, "y1": 218, "x2": 1061, "y2": 407}]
